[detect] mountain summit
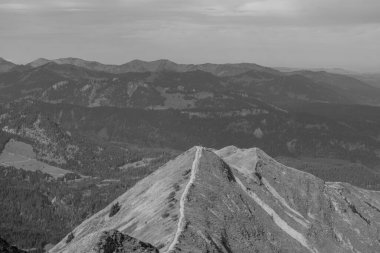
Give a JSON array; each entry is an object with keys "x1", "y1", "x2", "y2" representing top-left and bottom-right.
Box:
[
  {"x1": 49, "y1": 146, "x2": 380, "y2": 252},
  {"x1": 0, "y1": 57, "x2": 16, "y2": 73},
  {"x1": 25, "y1": 57, "x2": 279, "y2": 76}
]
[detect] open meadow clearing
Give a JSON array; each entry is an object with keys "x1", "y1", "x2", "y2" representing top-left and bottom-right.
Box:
[{"x1": 0, "y1": 139, "x2": 71, "y2": 178}]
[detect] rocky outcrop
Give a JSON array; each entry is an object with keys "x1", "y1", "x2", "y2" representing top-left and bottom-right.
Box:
[
  {"x1": 95, "y1": 230, "x2": 158, "y2": 253},
  {"x1": 0, "y1": 237, "x2": 26, "y2": 253}
]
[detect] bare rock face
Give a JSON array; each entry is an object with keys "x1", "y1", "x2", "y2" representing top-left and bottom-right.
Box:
[
  {"x1": 50, "y1": 146, "x2": 380, "y2": 253},
  {"x1": 0, "y1": 237, "x2": 26, "y2": 253},
  {"x1": 95, "y1": 230, "x2": 158, "y2": 253}
]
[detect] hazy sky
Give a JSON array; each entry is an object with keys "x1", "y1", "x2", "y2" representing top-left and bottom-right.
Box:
[{"x1": 0, "y1": 0, "x2": 379, "y2": 71}]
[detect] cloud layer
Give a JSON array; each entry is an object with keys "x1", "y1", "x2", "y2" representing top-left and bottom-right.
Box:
[{"x1": 0, "y1": 0, "x2": 379, "y2": 71}]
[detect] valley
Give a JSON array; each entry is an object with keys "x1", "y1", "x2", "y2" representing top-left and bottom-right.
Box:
[
  {"x1": 0, "y1": 58, "x2": 380, "y2": 252},
  {"x1": 0, "y1": 139, "x2": 72, "y2": 178},
  {"x1": 2, "y1": 0, "x2": 380, "y2": 250}
]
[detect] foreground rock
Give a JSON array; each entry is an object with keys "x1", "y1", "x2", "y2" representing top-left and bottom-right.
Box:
[
  {"x1": 50, "y1": 146, "x2": 380, "y2": 253},
  {"x1": 0, "y1": 237, "x2": 26, "y2": 253},
  {"x1": 95, "y1": 230, "x2": 158, "y2": 253}
]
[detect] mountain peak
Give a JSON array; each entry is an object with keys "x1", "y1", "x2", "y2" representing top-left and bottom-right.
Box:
[
  {"x1": 53, "y1": 57, "x2": 102, "y2": 66},
  {"x1": 28, "y1": 58, "x2": 51, "y2": 68},
  {"x1": 120, "y1": 59, "x2": 181, "y2": 73},
  {"x1": 49, "y1": 146, "x2": 238, "y2": 252},
  {"x1": 152, "y1": 59, "x2": 177, "y2": 64},
  {"x1": 50, "y1": 145, "x2": 380, "y2": 253},
  {"x1": 0, "y1": 57, "x2": 8, "y2": 63},
  {"x1": 0, "y1": 57, "x2": 16, "y2": 73},
  {"x1": 20, "y1": 57, "x2": 285, "y2": 77},
  {"x1": 49, "y1": 146, "x2": 203, "y2": 252}
]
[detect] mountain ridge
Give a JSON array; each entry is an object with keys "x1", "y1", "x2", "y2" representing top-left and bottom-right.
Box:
[
  {"x1": 0, "y1": 57, "x2": 16, "y2": 73},
  {"x1": 24, "y1": 57, "x2": 280, "y2": 76},
  {"x1": 50, "y1": 145, "x2": 380, "y2": 253},
  {"x1": 2, "y1": 60, "x2": 380, "y2": 108},
  {"x1": 2, "y1": 56, "x2": 380, "y2": 106}
]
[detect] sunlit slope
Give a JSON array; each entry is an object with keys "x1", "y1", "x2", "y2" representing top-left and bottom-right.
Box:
[
  {"x1": 52, "y1": 146, "x2": 380, "y2": 253},
  {"x1": 50, "y1": 147, "x2": 199, "y2": 253}
]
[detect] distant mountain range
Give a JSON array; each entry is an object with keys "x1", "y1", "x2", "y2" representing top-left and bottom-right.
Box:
[
  {"x1": 2, "y1": 57, "x2": 378, "y2": 87},
  {"x1": 1, "y1": 57, "x2": 380, "y2": 107},
  {"x1": 1, "y1": 57, "x2": 380, "y2": 251},
  {"x1": 51, "y1": 146, "x2": 380, "y2": 253},
  {"x1": 25, "y1": 57, "x2": 278, "y2": 76},
  {"x1": 276, "y1": 66, "x2": 380, "y2": 89},
  {"x1": 2, "y1": 58, "x2": 380, "y2": 181}
]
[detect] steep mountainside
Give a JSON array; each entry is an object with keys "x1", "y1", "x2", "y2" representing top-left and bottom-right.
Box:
[
  {"x1": 289, "y1": 70, "x2": 380, "y2": 105},
  {"x1": 0, "y1": 101, "x2": 132, "y2": 177},
  {"x1": 50, "y1": 146, "x2": 380, "y2": 253},
  {"x1": 0, "y1": 150, "x2": 173, "y2": 251},
  {"x1": 224, "y1": 72, "x2": 352, "y2": 105},
  {"x1": 286, "y1": 102, "x2": 380, "y2": 139},
  {"x1": 4, "y1": 100, "x2": 380, "y2": 188},
  {"x1": 25, "y1": 101, "x2": 380, "y2": 174},
  {"x1": 352, "y1": 73, "x2": 380, "y2": 88},
  {"x1": 0, "y1": 101, "x2": 178, "y2": 250},
  {"x1": 0, "y1": 58, "x2": 16, "y2": 73}
]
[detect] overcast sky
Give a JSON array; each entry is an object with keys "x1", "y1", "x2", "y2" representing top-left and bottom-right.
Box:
[{"x1": 0, "y1": 0, "x2": 379, "y2": 71}]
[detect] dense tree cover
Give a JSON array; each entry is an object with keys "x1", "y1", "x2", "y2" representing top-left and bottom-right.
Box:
[
  {"x1": 0, "y1": 150, "x2": 173, "y2": 251},
  {"x1": 0, "y1": 104, "x2": 140, "y2": 178},
  {"x1": 65, "y1": 233, "x2": 74, "y2": 244},
  {"x1": 1, "y1": 97, "x2": 380, "y2": 251},
  {"x1": 109, "y1": 202, "x2": 121, "y2": 217},
  {"x1": 0, "y1": 237, "x2": 26, "y2": 253},
  {"x1": 4, "y1": 100, "x2": 380, "y2": 170},
  {"x1": 277, "y1": 157, "x2": 380, "y2": 190},
  {"x1": 29, "y1": 101, "x2": 380, "y2": 169}
]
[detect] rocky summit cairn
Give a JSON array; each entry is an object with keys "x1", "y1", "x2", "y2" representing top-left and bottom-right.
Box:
[
  {"x1": 50, "y1": 146, "x2": 380, "y2": 253},
  {"x1": 95, "y1": 230, "x2": 158, "y2": 253}
]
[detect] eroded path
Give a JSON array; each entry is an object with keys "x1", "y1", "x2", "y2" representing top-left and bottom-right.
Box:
[{"x1": 166, "y1": 146, "x2": 203, "y2": 252}]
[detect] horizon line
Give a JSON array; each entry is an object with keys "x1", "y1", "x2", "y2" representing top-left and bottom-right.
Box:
[{"x1": 1, "y1": 56, "x2": 372, "y2": 74}]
